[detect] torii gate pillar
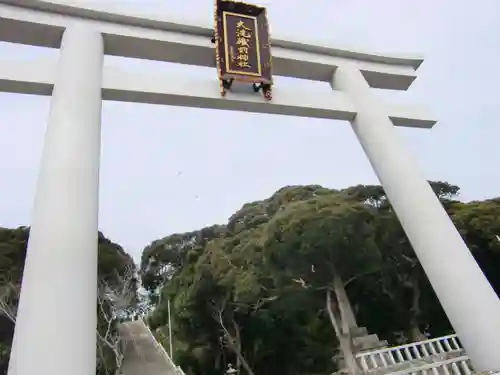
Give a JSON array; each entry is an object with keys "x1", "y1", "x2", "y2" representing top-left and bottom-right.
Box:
[
  {"x1": 8, "y1": 26, "x2": 103, "y2": 375},
  {"x1": 333, "y1": 65, "x2": 500, "y2": 370}
]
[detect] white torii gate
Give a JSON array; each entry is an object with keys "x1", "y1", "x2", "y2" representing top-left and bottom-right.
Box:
[{"x1": 0, "y1": 1, "x2": 499, "y2": 374}]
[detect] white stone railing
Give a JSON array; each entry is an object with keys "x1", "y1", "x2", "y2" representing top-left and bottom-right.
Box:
[{"x1": 355, "y1": 334, "x2": 476, "y2": 374}]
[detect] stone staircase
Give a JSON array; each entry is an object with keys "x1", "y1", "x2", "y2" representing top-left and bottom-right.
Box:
[
  {"x1": 118, "y1": 321, "x2": 499, "y2": 375},
  {"x1": 119, "y1": 319, "x2": 184, "y2": 375}
]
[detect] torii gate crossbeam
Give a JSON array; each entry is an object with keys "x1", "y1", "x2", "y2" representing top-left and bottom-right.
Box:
[{"x1": 0, "y1": 1, "x2": 499, "y2": 374}]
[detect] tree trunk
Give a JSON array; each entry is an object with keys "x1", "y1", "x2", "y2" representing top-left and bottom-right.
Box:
[
  {"x1": 408, "y1": 270, "x2": 427, "y2": 342},
  {"x1": 333, "y1": 273, "x2": 358, "y2": 331},
  {"x1": 326, "y1": 289, "x2": 361, "y2": 375},
  {"x1": 232, "y1": 319, "x2": 242, "y2": 371},
  {"x1": 216, "y1": 311, "x2": 256, "y2": 375},
  {"x1": 215, "y1": 350, "x2": 221, "y2": 372},
  {"x1": 225, "y1": 327, "x2": 255, "y2": 375},
  {"x1": 112, "y1": 345, "x2": 124, "y2": 375},
  {"x1": 219, "y1": 337, "x2": 227, "y2": 371}
]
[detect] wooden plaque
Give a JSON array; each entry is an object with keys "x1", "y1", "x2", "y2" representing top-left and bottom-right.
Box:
[{"x1": 214, "y1": 0, "x2": 272, "y2": 85}]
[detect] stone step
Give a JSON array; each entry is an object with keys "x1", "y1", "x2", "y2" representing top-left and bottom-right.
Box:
[
  {"x1": 353, "y1": 333, "x2": 388, "y2": 351},
  {"x1": 335, "y1": 328, "x2": 390, "y2": 371},
  {"x1": 350, "y1": 326, "x2": 369, "y2": 338}
]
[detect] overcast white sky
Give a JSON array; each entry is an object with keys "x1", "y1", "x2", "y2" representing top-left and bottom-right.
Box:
[{"x1": 1, "y1": 0, "x2": 499, "y2": 262}]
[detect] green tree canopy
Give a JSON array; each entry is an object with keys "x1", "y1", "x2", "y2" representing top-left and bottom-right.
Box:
[{"x1": 141, "y1": 182, "x2": 500, "y2": 375}]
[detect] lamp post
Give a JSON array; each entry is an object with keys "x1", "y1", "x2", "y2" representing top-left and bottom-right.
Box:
[{"x1": 168, "y1": 299, "x2": 173, "y2": 360}]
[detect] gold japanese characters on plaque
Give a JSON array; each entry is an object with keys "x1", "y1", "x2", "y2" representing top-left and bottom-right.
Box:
[{"x1": 213, "y1": 0, "x2": 273, "y2": 100}]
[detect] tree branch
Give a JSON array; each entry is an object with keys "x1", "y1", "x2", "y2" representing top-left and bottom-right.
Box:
[
  {"x1": 97, "y1": 265, "x2": 137, "y2": 375},
  {"x1": 0, "y1": 278, "x2": 19, "y2": 323},
  {"x1": 210, "y1": 299, "x2": 256, "y2": 375},
  {"x1": 343, "y1": 268, "x2": 380, "y2": 288}
]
